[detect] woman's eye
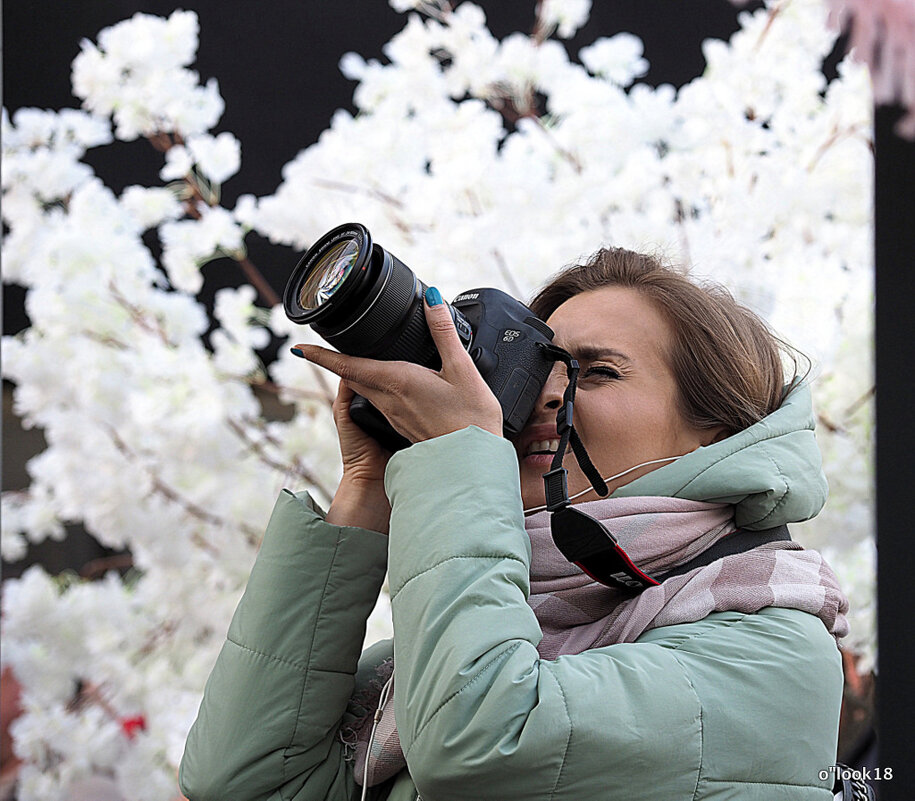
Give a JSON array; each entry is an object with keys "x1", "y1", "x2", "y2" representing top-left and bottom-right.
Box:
[{"x1": 585, "y1": 366, "x2": 621, "y2": 380}]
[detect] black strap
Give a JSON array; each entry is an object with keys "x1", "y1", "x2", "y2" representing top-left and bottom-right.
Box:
[
  {"x1": 539, "y1": 343, "x2": 608, "y2": 510},
  {"x1": 536, "y1": 341, "x2": 791, "y2": 592},
  {"x1": 655, "y1": 525, "x2": 792, "y2": 581}
]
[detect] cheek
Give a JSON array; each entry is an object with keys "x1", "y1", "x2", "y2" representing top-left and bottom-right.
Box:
[{"x1": 576, "y1": 390, "x2": 682, "y2": 459}]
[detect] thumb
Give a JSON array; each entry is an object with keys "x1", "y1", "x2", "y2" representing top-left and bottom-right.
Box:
[{"x1": 423, "y1": 286, "x2": 473, "y2": 374}]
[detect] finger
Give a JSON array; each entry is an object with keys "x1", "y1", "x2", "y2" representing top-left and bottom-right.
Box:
[
  {"x1": 332, "y1": 379, "x2": 355, "y2": 416},
  {"x1": 423, "y1": 287, "x2": 474, "y2": 375},
  {"x1": 332, "y1": 379, "x2": 379, "y2": 432},
  {"x1": 291, "y1": 344, "x2": 393, "y2": 391},
  {"x1": 336, "y1": 379, "x2": 356, "y2": 405}
]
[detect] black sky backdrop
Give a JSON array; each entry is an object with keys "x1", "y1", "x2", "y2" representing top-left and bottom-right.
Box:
[{"x1": 3, "y1": 0, "x2": 761, "y2": 337}]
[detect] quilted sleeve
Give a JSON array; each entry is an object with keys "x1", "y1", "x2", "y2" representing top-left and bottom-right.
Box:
[
  {"x1": 383, "y1": 427, "x2": 838, "y2": 801},
  {"x1": 383, "y1": 427, "x2": 703, "y2": 801},
  {"x1": 179, "y1": 489, "x2": 390, "y2": 801}
]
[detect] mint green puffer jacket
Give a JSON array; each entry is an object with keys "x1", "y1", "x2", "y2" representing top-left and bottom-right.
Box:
[{"x1": 180, "y1": 384, "x2": 843, "y2": 801}]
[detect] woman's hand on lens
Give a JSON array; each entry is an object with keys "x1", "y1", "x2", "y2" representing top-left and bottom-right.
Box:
[
  {"x1": 326, "y1": 381, "x2": 392, "y2": 534},
  {"x1": 292, "y1": 288, "x2": 503, "y2": 445}
]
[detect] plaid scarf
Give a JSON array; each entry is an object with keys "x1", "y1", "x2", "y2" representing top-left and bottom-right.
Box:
[{"x1": 348, "y1": 496, "x2": 849, "y2": 786}]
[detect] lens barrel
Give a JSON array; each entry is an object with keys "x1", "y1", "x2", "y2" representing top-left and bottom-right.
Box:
[
  {"x1": 284, "y1": 222, "x2": 554, "y2": 451},
  {"x1": 284, "y1": 223, "x2": 445, "y2": 366}
]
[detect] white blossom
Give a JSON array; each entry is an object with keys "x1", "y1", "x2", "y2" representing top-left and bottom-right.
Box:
[
  {"x1": 159, "y1": 205, "x2": 244, "y2": 292},
  {"x1": 213, "y1": 284, "x2": 271, "y2": 351},
  {"x1": 580, "y1": 33, "x2": 649, "y2": 86},
  {"x1": 71, "y1": 10, "x2": 223, "y2": 141},
  {"x1": 539, "y1": 0, "x2": 592, "y2": 39},
  {"x1": 187, "y1": 131, "x2": 241, "y2": 184},
  {"x1": 389, "y1": 0, "x2": 425, "y2": 12},
  {"x1": 159, "y1": 144, "x2": 192, "y2": 180},
  {"x1": 232, "y1": 193, "x2": 259, "y2": 229},
  {"x1": 1, "y1": 508, "x2": 29, "y2": 561},
  {"x1": 170, "y1": 76, "x2": 225, "y2": 137},
  {"x1": 1, "y1": 0, "x2": 875, "y2": 792},
  {"x1": 3, "y1": 107, "x2": 111, "y2": 152},
  {"x1": 120, "y1": 185, "x2": 182, "y2": 229}
]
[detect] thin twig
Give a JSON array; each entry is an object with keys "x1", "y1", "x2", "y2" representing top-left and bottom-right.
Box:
[
  {"x1": 817, "y1": 412, "x2": 845, "y2": 434},
  {"x1": 311, "y1": 177, "x2": 406, "y2": 209},
  {"x1": 674, "y1": 199, "x2": 693, "y2": 269},
  {"x1": 490, "y1": 248, "x2": 526, "y2": 299},
  {"x1": 81, "y1": 330, "x2": 129, "y2": 350},
  {"x1": 806, "y1": 123, "x2": 872, "y2": 172},
  {"x1": 845, "y1": 385, "x2": 875, "y2": 418},
  {"x1": 247, "y1": 377, "x2": 330, "y2": 403},
  {"x1": 236, "y1": 255, "x2": 281, "y2": 307},
  {"x1": 108, "y1": 281, "x2": 173, "y2": 347},
  {"x1": 753, "y1": 1, "x2": 785, "y2": 53},
  {"x1": 146, "y1": 132, "x2": 174, "y2": 153},
  {"x1": 106, "y1": 426, "x2": 261, "y2": 548},
  {"x1": 80, "y1": 554, "x2": 135, "y2": 579},
  {"x1": 226, "y1": 418, "x2": 334, "y2": 504},
  {"x1": 532, "y1": 117, "x2": 583, "y2": 173},
  {"x1": 486, "y1": 90, "x2": 540, "y2": 126}
]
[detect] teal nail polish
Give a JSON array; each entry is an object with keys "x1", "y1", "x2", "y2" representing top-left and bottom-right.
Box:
[
  {"x1": 425, "y1": 286, "x2": 443, "y2": 306},
  {"x1": 290, "y1": 347, "x2": 305, "y2": 358}
]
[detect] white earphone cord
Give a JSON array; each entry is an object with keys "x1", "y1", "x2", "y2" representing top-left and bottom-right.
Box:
[
  {"x1": 522, "y1": 454, "x2": 685, "y2": 516},
  {"x1": 360, "y1": 673, "x2": 394, "y2": 801}
]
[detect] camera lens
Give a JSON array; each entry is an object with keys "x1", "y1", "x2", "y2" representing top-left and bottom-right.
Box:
[
  {"x1": 298, "y1": 239, "x2": 361, "y2": 311},
  {"x1": 284, "y1": 222, "x2": 464, "y2": 366}
]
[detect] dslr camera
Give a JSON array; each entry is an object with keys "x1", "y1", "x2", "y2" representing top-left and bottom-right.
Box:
[{"x1": 283, "y1": 223, "x2": 556, "y2": 450}]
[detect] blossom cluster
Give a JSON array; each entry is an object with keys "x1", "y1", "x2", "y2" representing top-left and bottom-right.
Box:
[{"x1": 1, "y1": 1, "x2": 873, "y2": 796}]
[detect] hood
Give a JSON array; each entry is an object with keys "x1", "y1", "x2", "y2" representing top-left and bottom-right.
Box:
[{"x1": 610, "y1": 382, "x2": 827, "y2": 530}]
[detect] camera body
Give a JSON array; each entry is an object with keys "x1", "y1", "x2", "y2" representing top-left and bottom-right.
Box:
[
  {"x1": 284, "y1": 223, "x2": 555, "y2": 451},
  {"x1": 452, "y1": 289, "x2": 555, "y2": 432}
]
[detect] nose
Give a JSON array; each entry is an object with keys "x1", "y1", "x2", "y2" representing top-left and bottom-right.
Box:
[{"x1": 535, "y1": 362, "x2": 566, "y2": 413}]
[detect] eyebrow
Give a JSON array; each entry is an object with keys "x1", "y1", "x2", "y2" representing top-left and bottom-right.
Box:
[{"x1": 559, "y1": 344, "x2": 633, "y2": 364}]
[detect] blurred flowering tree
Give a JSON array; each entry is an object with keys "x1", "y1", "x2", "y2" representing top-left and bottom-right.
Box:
[{"x1": 1, "y1": 0, "x2": 874, "y2": 797}]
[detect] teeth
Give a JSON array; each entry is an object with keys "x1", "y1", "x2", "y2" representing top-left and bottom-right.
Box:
[{"x1": 526, "y1": 439, "x2": 560, "y2": 456}]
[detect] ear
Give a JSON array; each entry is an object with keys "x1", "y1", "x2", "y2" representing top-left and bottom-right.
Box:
[
  {"x1": 689, "y1": 425, "x2": 728, "y2": 449},
  {"x1": 705, "y1": 426, "x2": 729, "y2": 445}
]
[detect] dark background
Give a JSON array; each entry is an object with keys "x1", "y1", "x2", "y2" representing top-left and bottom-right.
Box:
[
  {"x1": 2, "y1": 0, "x2": 772, "y2": 335},
  {"x1": 1, "y1": 0, "x2": 772, "y2": 572},
  {"x1": 3, "y1": 2, "x2": 913, "y2": 798}
]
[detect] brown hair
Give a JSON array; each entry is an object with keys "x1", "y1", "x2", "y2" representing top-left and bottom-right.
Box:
[{"x1": 528, "y1": 248, "x2": 802, "y2": 437}]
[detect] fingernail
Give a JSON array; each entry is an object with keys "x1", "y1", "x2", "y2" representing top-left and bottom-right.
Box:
[
  {"x1": 425, "y1": 286, "x2": 443, "y2": 307},
  {"x1": 290, "y1": 347, "x2": 306, "y2": 358}
]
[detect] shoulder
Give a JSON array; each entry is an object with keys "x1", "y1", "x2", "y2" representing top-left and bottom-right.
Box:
[
  {"x1": 530, "y1": 609, "x2": 839, "y2": 799},
  {"x1": 636, "y1": 606, "x2": 842, "y2": 685},
  {"x1": 632, "y1": 608, "x2": 842, "y2": 796},
  {"x1": 639, "y1": 606, "x2": 838, "y2": 652}
]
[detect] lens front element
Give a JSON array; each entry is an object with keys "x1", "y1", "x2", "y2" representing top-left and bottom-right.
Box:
[{"x1": 298, "y1": 238, "x2": 360, "y2": 311}]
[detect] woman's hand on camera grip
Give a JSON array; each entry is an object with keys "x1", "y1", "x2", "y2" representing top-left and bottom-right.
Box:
[
  {"x1": 332, "y1": 381, "x2": 390, "y2": 484},
  {"x1": 293, "y1": 288, "x2": 504, "y2": 445},
  {"x1": 325, "y1": 381, "x2": 392, "y2": 534}
]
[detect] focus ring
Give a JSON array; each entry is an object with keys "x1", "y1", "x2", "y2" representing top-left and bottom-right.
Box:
[{"x1": 324, "y1": 251, "x2": 418, "y2": 356}]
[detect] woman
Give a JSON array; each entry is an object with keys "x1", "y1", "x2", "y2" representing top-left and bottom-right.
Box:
[{"x1": 179, "y1": 248, "x2": 848, "y2": 801}]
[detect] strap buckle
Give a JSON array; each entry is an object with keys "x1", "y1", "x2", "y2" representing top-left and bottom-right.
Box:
[{"x1": 543, "y1": 467, "x2": 570, "y2": 512}]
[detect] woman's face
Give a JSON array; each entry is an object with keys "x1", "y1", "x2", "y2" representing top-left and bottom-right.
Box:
[{"x1": 515, "y1": 286, "x2": 720, "y2": 510}]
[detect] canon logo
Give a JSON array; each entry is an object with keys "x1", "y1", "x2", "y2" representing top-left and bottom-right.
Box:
[
  {"x1": 609, "y1": 571, "x2": 644, "y2": 588},
  {"x1": 454, "y1": 293, "x2": 480, "y2": 302}
]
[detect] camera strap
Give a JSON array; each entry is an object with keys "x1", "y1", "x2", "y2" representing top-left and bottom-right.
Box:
[
  {"x1": 535, "y1": 344, "x2": 793, "y2": 593},
  {"x1": 537, "y1": 344, "x2": 660, "y2": 592},
  {"x1": 538, "y1": 343, "x2": 607, "y2": 503}
]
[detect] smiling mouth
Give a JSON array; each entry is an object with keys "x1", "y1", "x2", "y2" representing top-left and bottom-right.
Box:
[{"x1": 525, "y1": 439, "x2": 561, "y2": 457}]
